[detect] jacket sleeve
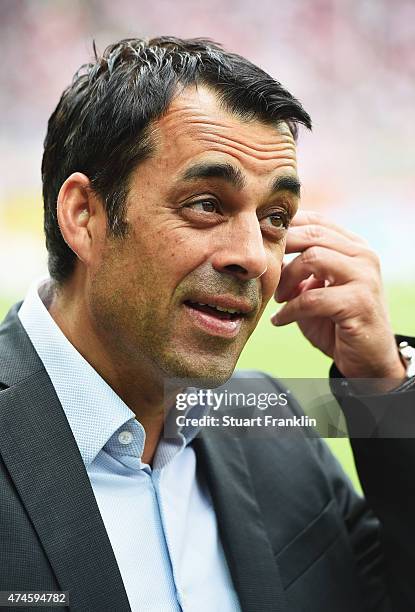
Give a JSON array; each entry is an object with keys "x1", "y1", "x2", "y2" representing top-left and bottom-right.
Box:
[{"x1": 322, "y1": 334, "x2": 415, "y2": 612}]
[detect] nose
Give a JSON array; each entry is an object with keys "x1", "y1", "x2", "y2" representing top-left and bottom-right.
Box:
[{"x1": 211, "y1": 212, "x2": 268, "y2": 281}]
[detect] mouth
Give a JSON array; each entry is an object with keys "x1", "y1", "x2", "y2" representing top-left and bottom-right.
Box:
[{"x1": 183, "y1": 297, "x2": 254, "y2": 339}]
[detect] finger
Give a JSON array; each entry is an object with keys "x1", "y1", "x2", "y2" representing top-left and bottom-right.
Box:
[
  {"x1": 276, "y1": 247, "x2": 357, "y2": 302},
  {"x1": 285, "y1": 224, "x2": 366, "y2": 256},
  {"x1": 299, "y1": 275, "x2": 326, "y2": 293},
  {"x1": 291, "y1": 210, "x2": 368, "y2": 245},
  {"x1": 271, "y1": 284, "x2": 355, "y2": 326},
  {"x1": 275, "y1": 274, "x2": 325, "y2": 302}
]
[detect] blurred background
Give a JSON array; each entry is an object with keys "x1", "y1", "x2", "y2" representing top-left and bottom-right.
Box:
[{"x1": 1, "y1": 0, "x2": 414, "y2": 489}]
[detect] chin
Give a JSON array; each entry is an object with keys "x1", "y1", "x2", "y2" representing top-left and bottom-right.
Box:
[{"x1": 161, "y1": 352, "x2": 236, "y2": 388}]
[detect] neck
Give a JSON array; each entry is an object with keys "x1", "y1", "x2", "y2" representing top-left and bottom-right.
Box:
[{"x1": 46, "y1": 280, "x2": 172, "y2": 465}]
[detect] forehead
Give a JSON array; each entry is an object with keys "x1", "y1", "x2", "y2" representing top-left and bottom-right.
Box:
[{"x1": 151, "y1": 85, "x2": 297, "y2": 178}]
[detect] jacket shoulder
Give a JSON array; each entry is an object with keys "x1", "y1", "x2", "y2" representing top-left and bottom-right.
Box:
[{"x1": 0, "y1": 301, "x2": 43, "y2": 389}]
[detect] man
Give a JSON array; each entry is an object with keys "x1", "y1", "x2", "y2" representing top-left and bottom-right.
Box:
[{"x1": 0, "y1": 37, "x2": 414, "y2": 612}]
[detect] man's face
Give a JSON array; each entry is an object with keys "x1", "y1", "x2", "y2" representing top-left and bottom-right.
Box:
[{"x1": 87, "y1": 85, "x2": 299, "y2": 386}]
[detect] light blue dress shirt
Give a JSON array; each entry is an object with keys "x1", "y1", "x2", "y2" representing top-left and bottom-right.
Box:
[{"x1": 18, "y1": 276, "x2": 241, "y2": 612}]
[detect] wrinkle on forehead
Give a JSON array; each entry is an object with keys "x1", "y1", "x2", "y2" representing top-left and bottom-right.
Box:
[
  {"x1": 194, "y1": 131, "x2": 296, "y2": 164},
  {"x1": 159, "y1": 106, "x2": 295, "y2": 147},
  {"x1": 154, "y1": 86, "x2": 298, "y2": 173}
]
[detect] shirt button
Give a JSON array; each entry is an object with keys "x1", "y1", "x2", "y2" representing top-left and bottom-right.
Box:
[{"x1": 118, "y1": 430, "x2": 133, "y2": 445}]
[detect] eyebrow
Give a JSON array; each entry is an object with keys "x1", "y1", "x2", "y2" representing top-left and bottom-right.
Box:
[
  {"x1": 180, "y1": 162, "x2": 246, "y2": 190},
  {"x1": 270, "y1": 175, "x2": 301, "y2": 198},
  {"x1": 179, "y1": 161, "x2": 301, "y2": 198}
]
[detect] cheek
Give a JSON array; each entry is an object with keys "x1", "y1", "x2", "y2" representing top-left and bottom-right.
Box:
[
  {"x1": 154, "y1": 231, "x2": 212, "y2": 280},
  {"x1": 262, "y1": 271, "x2": 280, "y2": 301},
  {"x1": 260, "y1": 250, "x2": 284, "y2": 301}
]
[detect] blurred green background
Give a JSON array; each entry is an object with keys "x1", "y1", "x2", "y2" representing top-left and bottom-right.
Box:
[{"x1": 1, "y1": 284, "x2": 414, "y2": 493}]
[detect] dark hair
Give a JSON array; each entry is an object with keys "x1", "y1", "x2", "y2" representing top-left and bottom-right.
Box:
[{"x1": 42, "y1": 36, "x2": 312, "y2": 284}]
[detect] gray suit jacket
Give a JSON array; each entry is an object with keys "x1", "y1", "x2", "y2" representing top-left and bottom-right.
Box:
[{"x1": 1, "y1": 301, "x2": 415, "y2": 611}]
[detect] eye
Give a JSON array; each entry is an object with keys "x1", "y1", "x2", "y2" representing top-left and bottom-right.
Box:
[
  {"x1": 262, "y1": 212, "x2": 290, "y2": 230},
  {"x1": 186, "y1": 200, "x2": 218, "y2": 213}
]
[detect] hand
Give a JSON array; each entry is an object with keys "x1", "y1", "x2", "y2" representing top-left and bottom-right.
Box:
[{"x1": 271, "y1": 211, "x2": 406, "y2": 388}]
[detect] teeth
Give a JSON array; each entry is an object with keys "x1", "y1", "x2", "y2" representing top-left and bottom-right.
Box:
[
  {"x1": 191, "y1": 301, "x2": 239, "y2": 314},
  {"x1": 207, "y1": 303, "x2": 240, "y2": 314},
  {"x1": 189, "y1": 300, "x2": 241, "y2": 314}
]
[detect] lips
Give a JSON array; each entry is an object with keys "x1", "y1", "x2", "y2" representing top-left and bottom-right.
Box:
[
  {"x1": 185, "y1": 301, "x2": 242, "y2": 320},
  {"x1": 183, "y1": 295, "x2": 256, "y2": 338},
  {"x1": 184, "y1": 295, "x2": 255, "y2": 317}
]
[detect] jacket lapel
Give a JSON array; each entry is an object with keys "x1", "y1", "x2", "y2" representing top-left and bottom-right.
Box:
[
  {"x1": 0, "y1": 304, "x2": 131, "y2": 612},
  {"x1": 194, "y1": 432, "x2": 287, "y2": 612}
]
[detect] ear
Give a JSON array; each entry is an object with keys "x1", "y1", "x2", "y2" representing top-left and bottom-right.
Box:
[{"x1": 57, "y1": 172, "x2": 105, "y2": 265}]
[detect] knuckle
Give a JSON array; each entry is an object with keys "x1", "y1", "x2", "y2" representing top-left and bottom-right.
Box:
[
  {"x1": 299, "y1": 290, "x2": 320, "y2": 309},
  {"x1": 352, "y1": 288, "x2": 373, "y2": 318},
  {"x1": 362, "y1": 247, "x2": 381, "y2": 268},
  {"x1": 301, "y1": 246, "x2": 321, "y2": 265},
  {"x1": 341, "y1": 317, "x2": 363, "y2": 337},
  {"x1": 351, "y1": 286, "x2": 378, "y2": 319},
  {"x1": 305, "y1": 224, "x2": 324, "y2": 242},
  {"x1": 363, "y1": 269, "x2": 381, "y2": 292}
]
